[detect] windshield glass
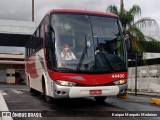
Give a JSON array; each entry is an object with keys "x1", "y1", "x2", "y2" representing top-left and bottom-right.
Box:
[{"x1": 51, "y1": 13, "x2": 126, "y2": 73}]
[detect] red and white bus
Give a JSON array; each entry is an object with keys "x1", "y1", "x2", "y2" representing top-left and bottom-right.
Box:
[{"x1": 25, "y1": 9, "x2": 128, "y2": 102}]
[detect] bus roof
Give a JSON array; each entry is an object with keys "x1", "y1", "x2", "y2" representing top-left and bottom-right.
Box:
[{"x1": 46, "y1": 9, "x2": 118, "y2": 18}]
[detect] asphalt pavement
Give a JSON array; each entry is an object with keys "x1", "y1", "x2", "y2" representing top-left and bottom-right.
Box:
[{"x1": 0, "y1": 83, "x2": 160, "y2": 120}]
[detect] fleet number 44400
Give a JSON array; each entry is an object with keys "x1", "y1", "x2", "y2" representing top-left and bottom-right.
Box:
[{"x1": 112, "y1": 74, "x2": 125, "y2": 78}]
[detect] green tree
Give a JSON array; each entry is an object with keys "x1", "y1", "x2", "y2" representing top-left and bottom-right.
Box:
[{"x1": 107, "y1": 0, "x2": 160, "y2": 52}]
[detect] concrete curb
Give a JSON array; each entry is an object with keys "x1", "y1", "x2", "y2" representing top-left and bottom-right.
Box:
[
  {"x1": 0, "y1": 91, "x2": 13, "y2": 120},
  {"x1": 150, "y1": 98, "x2": 160, "y2": 106},
  {"x1": 127, "y1": 91, "x2": 160, "y2": 97}
]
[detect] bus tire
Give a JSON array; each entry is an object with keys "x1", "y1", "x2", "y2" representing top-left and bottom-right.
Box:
[
  {"x1": 42, "y1": 78, "x2": 52, "y2": 103},
  {"x1": 94, "y1": 97, "x2": 107, "y2": 102},
  {"x1": 30, "y1": 88, "x2": 35, "y2": 93},
  {"x1": 27, "y1": 76, "x2": 30, "y2": 87}
]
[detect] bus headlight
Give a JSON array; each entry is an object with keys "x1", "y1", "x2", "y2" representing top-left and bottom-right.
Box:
[
  {"x1": 56, "y1": 80, "x2": 76, "y2": 86},
  {"x1": 113, "y1": 79, "x2": 127, "y2": 85}
]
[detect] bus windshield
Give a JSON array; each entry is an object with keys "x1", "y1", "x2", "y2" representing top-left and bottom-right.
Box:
[{"x1": 51, "y1": 13, "x2": 127, "y2": 73}]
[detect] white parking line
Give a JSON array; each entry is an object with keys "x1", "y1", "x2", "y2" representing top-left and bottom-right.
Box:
[
  {"x1": 0, "y1": 91, "x2": 13, "y2": 120},
  {"x1": 0, "y1": 90, "x2": 7, "y2": 96},
  {"x1": 11, "y1": 89, "x2": 23, "y2": 94}
]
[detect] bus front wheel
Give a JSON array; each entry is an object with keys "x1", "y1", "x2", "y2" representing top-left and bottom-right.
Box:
[{"x1": 94, "y1": 97, "x2": 107, "y2": 102}]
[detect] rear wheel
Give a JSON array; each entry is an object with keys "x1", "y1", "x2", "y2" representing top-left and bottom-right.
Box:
[
  {"x1": 94, "y1": 97, "x2": 107, "y2": 102},
  {"x1": 30, "y1": 88, "x2": 35, "y2": 93}
]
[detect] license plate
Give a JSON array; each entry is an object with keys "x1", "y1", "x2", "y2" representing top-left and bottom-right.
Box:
[{"x1": 90, "y1": 90, "x2": 102, "y2": 95}]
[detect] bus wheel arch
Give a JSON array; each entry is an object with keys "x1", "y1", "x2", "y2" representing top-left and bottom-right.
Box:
[
  {"x1": 27, "y1": 76, "x2": 30, "y2": 86},
  {"x1": 27, "y1": 75, "x2": 31, "y2": 87}
]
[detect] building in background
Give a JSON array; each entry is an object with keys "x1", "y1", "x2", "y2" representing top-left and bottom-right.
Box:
[{"x1": 0, "y1": 53, "x2": 25, "y2": 83}]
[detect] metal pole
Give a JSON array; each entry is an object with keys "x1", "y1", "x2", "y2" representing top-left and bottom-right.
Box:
[
  {"x1": 135, "y1": 53, "x2": 138, "y2": 96},
  {"x1": 32, "y1": 0, "x2": 34, "y2": 22}
]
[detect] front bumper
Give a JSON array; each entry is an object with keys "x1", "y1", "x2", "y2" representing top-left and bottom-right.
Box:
[{"x1": 53, "y1": 82, "x2": 127, "y2": 98}]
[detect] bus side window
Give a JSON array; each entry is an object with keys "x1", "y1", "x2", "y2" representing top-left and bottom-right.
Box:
[{"x1": 40, "y1": 23, "x2": 44, "y2": 48}]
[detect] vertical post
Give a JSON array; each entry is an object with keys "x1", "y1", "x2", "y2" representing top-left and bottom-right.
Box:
[
  {"x1": 32, "y1": 0, "x2": 34, "y2": 22},
  {"x1": 120, "y1": 0, "x2": 124, "y2": 12},
  {"x1": 135, "y1": 53, "x2": 138, "y2": 96}
]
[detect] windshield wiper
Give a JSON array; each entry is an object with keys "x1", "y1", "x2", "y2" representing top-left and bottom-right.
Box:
[{"x1": 76, "y1": 36, "x2": 88, "y2": 71}]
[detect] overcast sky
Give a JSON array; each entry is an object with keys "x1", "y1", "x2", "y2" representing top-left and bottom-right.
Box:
[{"x1": 0, "y1": 0, "x2": 160, "y2": 53}]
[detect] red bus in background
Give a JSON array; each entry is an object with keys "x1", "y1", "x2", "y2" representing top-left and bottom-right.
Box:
[{"x1": 25, "y1": 9, "x2": 128, "y2": 102}]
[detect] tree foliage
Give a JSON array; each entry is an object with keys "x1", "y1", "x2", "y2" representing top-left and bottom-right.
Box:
[{"x1": 106, "y1": 0, "x2": 160, "y2": 52}]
